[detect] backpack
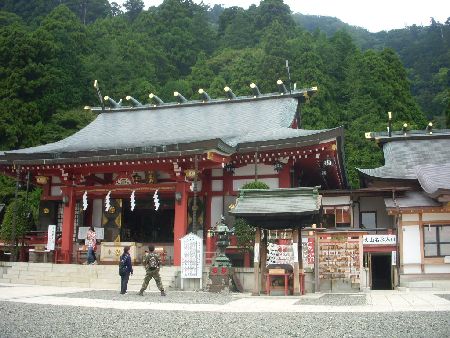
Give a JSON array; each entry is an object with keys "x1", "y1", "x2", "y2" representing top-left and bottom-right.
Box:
[
  {"x1": 119, "y1": 256, "x2": 127, "y2": 276},
  {"x1": 146, "y1": 253, "x2": 159, "y2": 269}
]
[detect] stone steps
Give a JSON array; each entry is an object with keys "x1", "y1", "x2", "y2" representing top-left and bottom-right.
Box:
[{"x1": 0, "y1": 262, "x2": 179, "y2": 291}]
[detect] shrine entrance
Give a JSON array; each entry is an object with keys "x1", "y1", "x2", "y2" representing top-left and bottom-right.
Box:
[
  {"x1": 121, "y1": 196, "x2": 175, "y2": 243},
  {"x1": 370, "y1": 253, "x2": 392, "y2": 290}
]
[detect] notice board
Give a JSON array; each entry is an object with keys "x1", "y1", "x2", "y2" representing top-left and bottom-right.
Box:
[{"x1": 181, "y1": 233, "x2": 203, "y2": 279}]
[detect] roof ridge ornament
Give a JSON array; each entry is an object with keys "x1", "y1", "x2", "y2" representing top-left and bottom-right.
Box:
[
  {"x1": 198, "y1": 88, "x2": 211, "y2": 102},
  {"x1": 125, "y1": 96, "x2": 143, "y2": 107},
  {"x1": 149, "y1": 93, "x2": 164, "y2": 106},
  {"x1": 174, "y1": 91, "x2": 187, "y2": 104},
  {"x1": 103, "y1": 96, "x2": 122, "y2": 108},
  {"x1": 93, "y1": 80, "x2": 105, "y2": 110},
  {"x1": 224, "y1": 86, "x2": 236, "y2": 100},
  {"x1": 402, "y1": 123, "x2": 408, "y2": 135},
  {"x1": 250, "y1": 83, "x2": 261, "y2": 97},
  {"x1": 277, "y1": 80, "x2": 288, "y2": 95}
]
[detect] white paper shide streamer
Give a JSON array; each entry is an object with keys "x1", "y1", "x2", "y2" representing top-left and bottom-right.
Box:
[
  {"x1": 82, "y1": 191, "x2": 88, "y2": 211},
  {"x1": 130, "y1": 190, "x2": 136, "y2": 211},
  {"x1": 105, "y1": 191, "x2": 111, "y2": 211},
  {"x1": 153, "y1": 189, "x2": 160, "y2": 211}
]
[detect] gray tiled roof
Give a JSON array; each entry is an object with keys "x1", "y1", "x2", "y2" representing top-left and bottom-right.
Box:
[
  {"x1": 384, "y1": 191, "x2": 441, "y2": 208},
  {"x1": 415, "y1": 163, "x2": 450, "y2": 195},
  {"x1": 229, "y1": 187, "x2": 321, "y2": 216},
  {"x1": 358, "y1": 139, "x2": 450, "y2": 180},
  {"x1": 4, "y1": 94, "x2": 326, "y2": 157}
]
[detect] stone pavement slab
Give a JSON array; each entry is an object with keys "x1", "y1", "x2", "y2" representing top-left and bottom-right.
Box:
[{"x1": 1, "y1": 283, "x2": 450, "y2": 313}]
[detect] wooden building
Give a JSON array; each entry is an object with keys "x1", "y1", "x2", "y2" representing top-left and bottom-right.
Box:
[
  {"x1": 358, "y1": 128, "x2": 450, "y2": 289},
  {"x1": 0, "y1": 84, "x2": 347, "y2": 266}
]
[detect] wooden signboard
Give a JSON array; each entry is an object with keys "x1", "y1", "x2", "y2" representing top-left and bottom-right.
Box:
[{"x1": 181, "y1": 233, "x2": 203, "y2": 289}]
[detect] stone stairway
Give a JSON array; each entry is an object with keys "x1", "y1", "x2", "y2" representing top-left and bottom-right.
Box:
[{"x1": 0, "y1": 262, "x2": 180, "y2": 292}]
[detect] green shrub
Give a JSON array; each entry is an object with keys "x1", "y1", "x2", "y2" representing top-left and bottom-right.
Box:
[
  {"x1": 0, "y1": 199, "x2": 34, "y2": 242},
  {"x1": 241, "y1": 181, "x2": 269, "y2": 190}
]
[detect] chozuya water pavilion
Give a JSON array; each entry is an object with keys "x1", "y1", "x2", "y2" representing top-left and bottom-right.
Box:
[{"x1": 0, "y1": 81, "x2": 347, "y2": 266}]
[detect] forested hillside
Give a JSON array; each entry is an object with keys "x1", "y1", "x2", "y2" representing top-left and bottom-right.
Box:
[
  {"x1": 0, "y1": 0, "x2": 445, "y2": 202},
  {"x1": 294, "y1": 13, "x2": 450, "y2": 124}
]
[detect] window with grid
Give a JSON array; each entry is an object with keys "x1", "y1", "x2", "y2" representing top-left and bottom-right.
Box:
[
  {"x1": 424, "y1": 225, "x2": 450, "y2": 257},
  {"x1": 57, "y1": 202, "x2": 81, "y2": 241}
]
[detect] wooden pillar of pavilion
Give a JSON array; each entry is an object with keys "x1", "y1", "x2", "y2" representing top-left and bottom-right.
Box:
[
  {"x1": 260, "y1": 229, "x2": 268, "y2": 293},
  {"x1": 278, "y1": 162, "x2": 291, "y2": 188},
  {"x1": 60, "y1": 186, "x2": 76, "y2": 263},
  {"x1": 173, "y1": 180, "x2": 189, "y2": 266},
  {"x1": 252, "y1": 227, "x2": 261, "y2": 295},
  {"x1": 292, "y1": 228, "x2": 300, "y2": 295}
]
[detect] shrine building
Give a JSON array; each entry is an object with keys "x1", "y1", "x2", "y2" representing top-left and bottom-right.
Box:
[
  {"x1": 358, "y1": 127, "x2": 450, "y2": 289},
  {"x1": 0, "y1": 82, "x2": 347, "y2": 266}
]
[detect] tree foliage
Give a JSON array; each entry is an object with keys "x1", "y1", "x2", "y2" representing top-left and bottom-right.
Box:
[
  {"x1": 233, "y1": 181, "x2": 270, "y2": 252},
  {"x1": 0, "y1": 198, "x2": 36, "y2": 242},
  {"x1": 0, "y1": 0, "x2": 443, "y2": 203}
]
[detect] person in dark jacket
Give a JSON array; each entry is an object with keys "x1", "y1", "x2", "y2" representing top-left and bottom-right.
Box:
[{"x1": 120, "y1": 246, "x2": 133, "y2": 294}]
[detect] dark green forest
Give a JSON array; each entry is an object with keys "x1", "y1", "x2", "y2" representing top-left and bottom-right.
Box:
[{"x1": 0, "y1": 0, "x2": 449, "y2": 204}]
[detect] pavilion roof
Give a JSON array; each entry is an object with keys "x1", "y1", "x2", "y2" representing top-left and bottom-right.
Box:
[
  {"x1": 229, "y1": 187, "x2": 321, "y2": 229},
  {"x1": 415, "y1": 163, "x2": 450, "y2": 197},
  {"x1": 384, "y1": 191, "x2": 441, "y2": 209},
  {"x1": 357, "y1": 131, "x2": 450, "y2": 181},
  {"x1": 0, "y1": 89, "x2": 343, "y2": 165}
]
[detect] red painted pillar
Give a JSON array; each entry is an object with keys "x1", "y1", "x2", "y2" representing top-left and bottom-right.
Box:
[
  {"x1": 278, "y1": 162, "x2": 291, "y2": 188},
  {"x1": 60, "y1": 186, "x2": 76, "y2": 263},
  {"x1": 244, "y1": 251, "x2": 251, "y2": 267},
  {"x1": 173, "y1": 180, "x2": 189, "y2": 266}
]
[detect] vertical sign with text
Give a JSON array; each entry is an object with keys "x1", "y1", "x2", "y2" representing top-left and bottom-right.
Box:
[
  {"x1": 181, "y1": 233, "x2": 203, "y2": 279},
  {"x1": 46, "y1": 224, "x2": 56, "y2": 251}
]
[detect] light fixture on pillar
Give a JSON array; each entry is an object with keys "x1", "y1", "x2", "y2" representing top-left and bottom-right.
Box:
[
  {"x1": 426, "y1": 122, "x2": 433, "y2": 134},
  {"x1": 132, "y1": 172, "x2": 141, "y2": 183},
  {"x1": 224, "y1": 86, "x2": 236, "y2": 100},
  {"x1": 35, "y1": 175, "x2": 48, "y2": 185},
  {"x1": 149, "y1": 93, "x2": 164, "y2": 106},
  {"x1": 175, "y1": 192, "x2": 182, "y2": 203},
  {"x1": 322, "y1": 158, "x2": 334, "y2": 168},
  {"x1": 103, "y1": 96, "x2": 122, "y2": 108},
  {"x1": 62, "y1": 195, "x2": 69, "y2": 205},
  {"x1": 273, "y1": 161, "x2": 285, "y2": 172},
  {"x1": 402, "y1": 123, "x2": 408, "y2": 135},
  {"x1": 198, "y1": 88, "x2": 211, "y2": 102},
  {"x1": 174, "y1": 91, "x2": 187, "y2": 104},
  {"x1": 223, "y1": 163, "x2": 235, "y2": 174},
  {"x1": 125, "y1": 95, "x2": 143, "y2": 106},
  {"x1": 250, "y1": 83, "x2": 261, "y2": 97},
  {"x1": 277, "y1": 79, "x2": 288, "y2": 94}
]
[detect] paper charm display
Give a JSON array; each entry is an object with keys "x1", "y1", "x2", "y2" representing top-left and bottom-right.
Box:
[
  {"x1": 105, "y1": 191, "x2": 111, "y2": 211},
  {"x1": 130, "y1": 190, "x2": 136, "y2": 211},
  {"x1": 153, "y1": 189, "x2": 160, "y2": 211},
  {"x1": 82, "y1": 191, "x2": 88, "y2": 211}
]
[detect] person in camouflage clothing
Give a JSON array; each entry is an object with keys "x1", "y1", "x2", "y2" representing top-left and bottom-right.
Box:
[{"x1": 138, "y1": 244, "x2": 166, "y2": 296}]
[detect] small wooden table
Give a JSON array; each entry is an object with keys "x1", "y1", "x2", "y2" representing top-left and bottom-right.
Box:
[
  {"x1": 29, "y1": 249, "x2": 52, "y2": 263},
  {"x1": 76, "y1": 249, "x2": 88, "y2": 264},
  {"x1": 266, "y1": 272, "x2": 292, "y2": 296}
]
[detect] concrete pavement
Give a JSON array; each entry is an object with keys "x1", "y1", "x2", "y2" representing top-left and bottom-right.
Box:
[{"x1": 1, "y1": 283, "x2": 450, "y2": 313}]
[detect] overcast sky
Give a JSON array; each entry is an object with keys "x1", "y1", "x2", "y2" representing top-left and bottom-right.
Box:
[{"x1": 124, "y1": 0, "x2": 449, "y2": 32}]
